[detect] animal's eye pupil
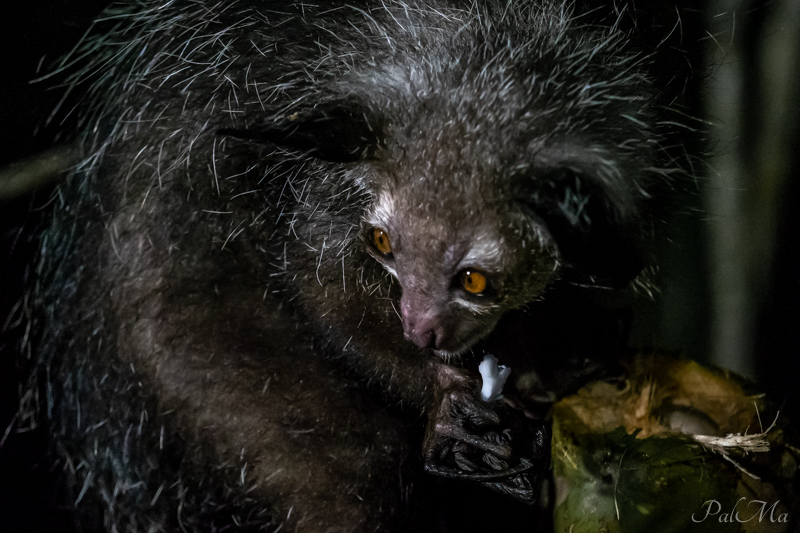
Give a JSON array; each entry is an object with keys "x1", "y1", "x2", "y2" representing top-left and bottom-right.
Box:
[{"x1": 372, "y1": 228, "x2": 393, "y2": 255}]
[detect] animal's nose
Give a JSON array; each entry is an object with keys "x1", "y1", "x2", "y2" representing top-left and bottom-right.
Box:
[{"x1": 401, "y1": 304, "x2": 446, "y2": 350}]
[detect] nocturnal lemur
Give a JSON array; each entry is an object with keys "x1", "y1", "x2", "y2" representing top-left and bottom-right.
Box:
[{"x1": 18, "y1": 0, "x2": 681, "y2": 531}]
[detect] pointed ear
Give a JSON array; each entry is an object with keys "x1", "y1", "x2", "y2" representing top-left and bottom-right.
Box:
[
  {"x1": 522, "y1": 167, "x2": 644, "y2": 290},
  {"x1": 218, "y1": 98, "x2": 383, "y2": 163}
]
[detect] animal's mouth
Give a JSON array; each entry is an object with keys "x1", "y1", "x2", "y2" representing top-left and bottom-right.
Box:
[
  {"x1": 428, "y1": 321, "x2": 500, "y2": 361},
  {"x1": 433, "y1": 348, "x2": 466, "y2": 362},
  {"x1": 432, "y1": 337, "x2": 480, "y2": 360}
]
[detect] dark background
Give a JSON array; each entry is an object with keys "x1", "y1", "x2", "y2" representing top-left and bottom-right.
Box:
[
  {"x1": 0, "y1": 3, "x2": 110, "y2": 530},
  {"x1": 1, "y1": 1, "x2": 798, "y2": 531}
]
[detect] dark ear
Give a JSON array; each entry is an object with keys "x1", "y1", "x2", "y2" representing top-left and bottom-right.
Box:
[
  {"x1": 218, "y1": 98, "x2": 383, "y2": 163},
  {"x1": 523, "y1": 168, "x2": 644, "y2": 290}
]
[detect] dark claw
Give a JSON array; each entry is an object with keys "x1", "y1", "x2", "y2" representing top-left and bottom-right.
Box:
[{"x1": 423, "y1": 384, "x2": 550, "y2": 504}]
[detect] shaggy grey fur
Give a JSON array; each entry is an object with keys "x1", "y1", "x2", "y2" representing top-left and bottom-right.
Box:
[{"x1": 18, "y1": 1, "x2": 682, "y2": 531}]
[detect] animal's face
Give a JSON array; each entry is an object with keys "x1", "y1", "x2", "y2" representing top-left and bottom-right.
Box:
[
  {"x1": 223, "y1": 2, "x2": 658, "y2": 357},
  {"x1": 363, "y1": 180, "x2": 559, "y2": 356}
]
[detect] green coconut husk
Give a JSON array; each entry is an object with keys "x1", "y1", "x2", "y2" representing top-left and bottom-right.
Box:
[{"x1": 551, "y1": 353, "x2": 799, "y2": 533}]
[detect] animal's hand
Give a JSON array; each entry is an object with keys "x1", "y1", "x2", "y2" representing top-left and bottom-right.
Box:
[{"x1": 422, "y1": 370, "x2": 549, "y2": 504}]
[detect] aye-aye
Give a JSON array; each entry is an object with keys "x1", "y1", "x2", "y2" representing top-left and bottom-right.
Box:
[{"x1": 18, "y1": 0, "x2": 680, "y2": 531}]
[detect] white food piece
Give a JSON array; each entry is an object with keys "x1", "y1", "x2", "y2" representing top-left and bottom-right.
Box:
[{"x1": 479, "y1": 354, "x2": 511, "y2": 402}]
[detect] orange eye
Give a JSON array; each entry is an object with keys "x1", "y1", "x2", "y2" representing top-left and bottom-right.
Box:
[
  {"x1": 372, "y1": 228, "x2": 393, "y2": 255},
  {"x1": 460, "y1": 269, "x2": 487, "y2": 294}
]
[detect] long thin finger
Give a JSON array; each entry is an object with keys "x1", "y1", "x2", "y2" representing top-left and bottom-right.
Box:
[
  {"x1": 446, "y1": 389, "x2": 501, "y2": 427},
  {"x1": 424, "y1": 457, "x2": 535, "y2": 482},
  {"x1": 436, "y1": 424, "x2": 512, "y2": 458}
]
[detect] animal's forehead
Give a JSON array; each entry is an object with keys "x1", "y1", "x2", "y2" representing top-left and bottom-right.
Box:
[
  {"x1": 366, "y1": 188, "x2": 505, "y2": 268},
  {"x1": 366, "y1": 186, "x2": 497, "y2": 234}
]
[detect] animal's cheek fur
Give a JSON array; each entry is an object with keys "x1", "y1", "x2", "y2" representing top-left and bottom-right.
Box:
[
  {"x1": 436, "y1": 304, "x2": 504, "y2": 353},
  {"x1": 489, "y1": 245, "x2": 558, "y2": 299}
]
